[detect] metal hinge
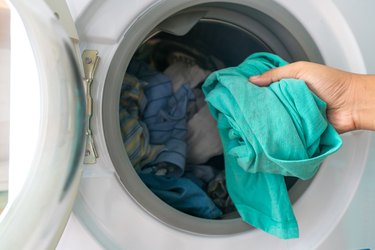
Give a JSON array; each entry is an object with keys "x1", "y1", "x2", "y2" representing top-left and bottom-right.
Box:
[{"x1": 82, "y1": 50, "x2": 99, "y2": 164}]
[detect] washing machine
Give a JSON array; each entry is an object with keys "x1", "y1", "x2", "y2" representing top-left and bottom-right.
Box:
[{"x1": 0, "y1": 0, "x2": 374, "y2": 249}]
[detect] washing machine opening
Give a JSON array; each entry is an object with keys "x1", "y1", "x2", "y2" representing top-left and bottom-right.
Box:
[
  {"x1": 105, "y1": 2, "x2": 323, "y2": 236},
  {"x1": 122, "y1": 19, "x2": 304, "y2": 219}
]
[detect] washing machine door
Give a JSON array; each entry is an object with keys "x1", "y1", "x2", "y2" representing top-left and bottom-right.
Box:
[{"x1": 0, "y1": 0, "x2": 86, "y2": 249}]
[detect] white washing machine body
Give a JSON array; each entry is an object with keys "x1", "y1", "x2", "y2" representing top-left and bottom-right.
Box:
[
  {"x1": 58, "y1": 0, "x2": 375, "y2": 249},
  {"x1": 1, "y1": 0, "x2": 374, "y2": 249}
]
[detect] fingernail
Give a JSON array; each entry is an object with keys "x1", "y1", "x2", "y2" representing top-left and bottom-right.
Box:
[{"x1": 249, "y1": 76, "x2": 260, "y2": 81}]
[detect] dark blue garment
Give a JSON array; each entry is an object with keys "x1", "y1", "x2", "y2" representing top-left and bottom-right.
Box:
[
  {"x1": 184, "y1": 164, "x2": 220, "y2": 188},
  {"x1": 127, "y1": 60, "x2": 194, "y2": 177},
  {"x1": 139, "y1": 173, "x2": 223, "y2": 219}
]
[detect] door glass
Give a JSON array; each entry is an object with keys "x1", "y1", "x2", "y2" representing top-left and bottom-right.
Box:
[
  {"x1": 8, "y1": 0, "x2": 41, "y2": 204},
  {"x1": 0, "y1": 0, "x2": 41, "y2": 209}
]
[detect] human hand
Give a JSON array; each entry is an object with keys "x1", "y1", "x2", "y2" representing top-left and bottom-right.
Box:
[{"x1": 249, "y1": 61, "x2": 363, "y2": 133}]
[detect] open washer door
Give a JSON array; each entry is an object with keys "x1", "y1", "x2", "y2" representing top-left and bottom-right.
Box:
[{"x1": 0, "y1": 0, "x2": 86, "y2": 249}]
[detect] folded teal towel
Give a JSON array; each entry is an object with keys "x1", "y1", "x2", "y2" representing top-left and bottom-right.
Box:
[{"x1": 202, "y1": 52, "x2": 342, "y2": 239}]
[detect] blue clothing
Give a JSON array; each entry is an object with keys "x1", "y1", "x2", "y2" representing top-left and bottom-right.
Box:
[
  {"x1": 139, "y1": 173, "x2": 222, "y2": 219},
  {"x1": 202, "y1": 52, "x2": 342, "y2": 239},
  {"x1": 119, "y1": 75, "x2": 164, "y2": 170},
  {"x1": 127, "y1": 60, "x2": 194, "y2": 177},
  {"x1": 207, "y1": 170, "x2": 236, "y2": 214},
  {"x1": 184, "y1": 164, "x2": 219, "y2": 186}
]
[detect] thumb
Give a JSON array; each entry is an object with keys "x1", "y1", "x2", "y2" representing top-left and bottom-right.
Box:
[{"x1": 249, "y1": 63, "x2": 302, "y2": 86}]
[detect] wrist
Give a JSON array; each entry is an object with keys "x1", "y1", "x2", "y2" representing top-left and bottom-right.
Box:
[{"x1": 352, "y1": 74, "x2": 375, "y2": 131}]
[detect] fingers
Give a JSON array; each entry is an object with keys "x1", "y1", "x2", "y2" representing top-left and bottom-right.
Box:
[
  {"x1": 249, "y1": 62, "x2": 305, "y2": 86},
  {"x1": 249, "y1": 74, "x2": 274, "y2": 86},
  {"x1": 249, "y1": 68, "x2": 281, "y2": 86}
]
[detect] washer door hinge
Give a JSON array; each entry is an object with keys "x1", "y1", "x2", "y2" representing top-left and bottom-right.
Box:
[{"x1": 82, "y1": 50, "x2": 99, "y2": 164}]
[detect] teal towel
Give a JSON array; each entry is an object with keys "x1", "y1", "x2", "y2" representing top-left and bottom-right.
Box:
[{"x1": 202, "y1": 52, "x2": 342, "y2": 239}]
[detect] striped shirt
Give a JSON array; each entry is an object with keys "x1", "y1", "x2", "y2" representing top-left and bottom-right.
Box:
[
  {"x1": 119, "y1": 74, "x2": 164, "y2": 170},
  {"x1": 127, "y1": 60, "x2": 194, "y2": 177}
]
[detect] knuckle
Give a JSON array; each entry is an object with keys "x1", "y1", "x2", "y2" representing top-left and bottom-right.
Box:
[
  {"x1": 290, "y1": 61, "x2": 310, "y2": 78},
  {"x1": 293, "y1": 61, "x2": 309, "y2": 70}
]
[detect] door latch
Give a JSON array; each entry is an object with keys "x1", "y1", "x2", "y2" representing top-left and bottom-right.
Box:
[{"x1": 82, "y1": 50, "x2": 99, "y2": 164}]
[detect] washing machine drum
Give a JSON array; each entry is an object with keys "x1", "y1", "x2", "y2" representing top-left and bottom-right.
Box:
[{"x1": 120, "y1": 20, "x2": 304, "y2": 219}]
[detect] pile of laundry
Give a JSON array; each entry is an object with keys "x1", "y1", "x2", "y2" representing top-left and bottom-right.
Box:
[
  {"x1": 120, "y1": 40, "x2": 343, "y2": 239},
  {"x1": 119, "y1": 39, "x2": 236, "y2": 219}
]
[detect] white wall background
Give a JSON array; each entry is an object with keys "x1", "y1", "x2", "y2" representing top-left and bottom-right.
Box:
[{"x1": 0, "y1": 1, "x2": 10, "y2": 193}]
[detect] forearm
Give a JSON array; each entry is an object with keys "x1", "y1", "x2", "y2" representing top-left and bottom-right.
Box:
[{"x1": 353, "y1": 74, "x2": 375, "y2": 131}]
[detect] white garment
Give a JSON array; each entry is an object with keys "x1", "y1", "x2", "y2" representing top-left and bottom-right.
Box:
[
  {"x1": 164, "y1": 61, "x2": 211, "y2": 93},
  {"x1": 164, "y1": 61, "x2": 222, "y2": 163},
  {"x1": 187, "y1": 104, "x2": 223, "y2": 164}
]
